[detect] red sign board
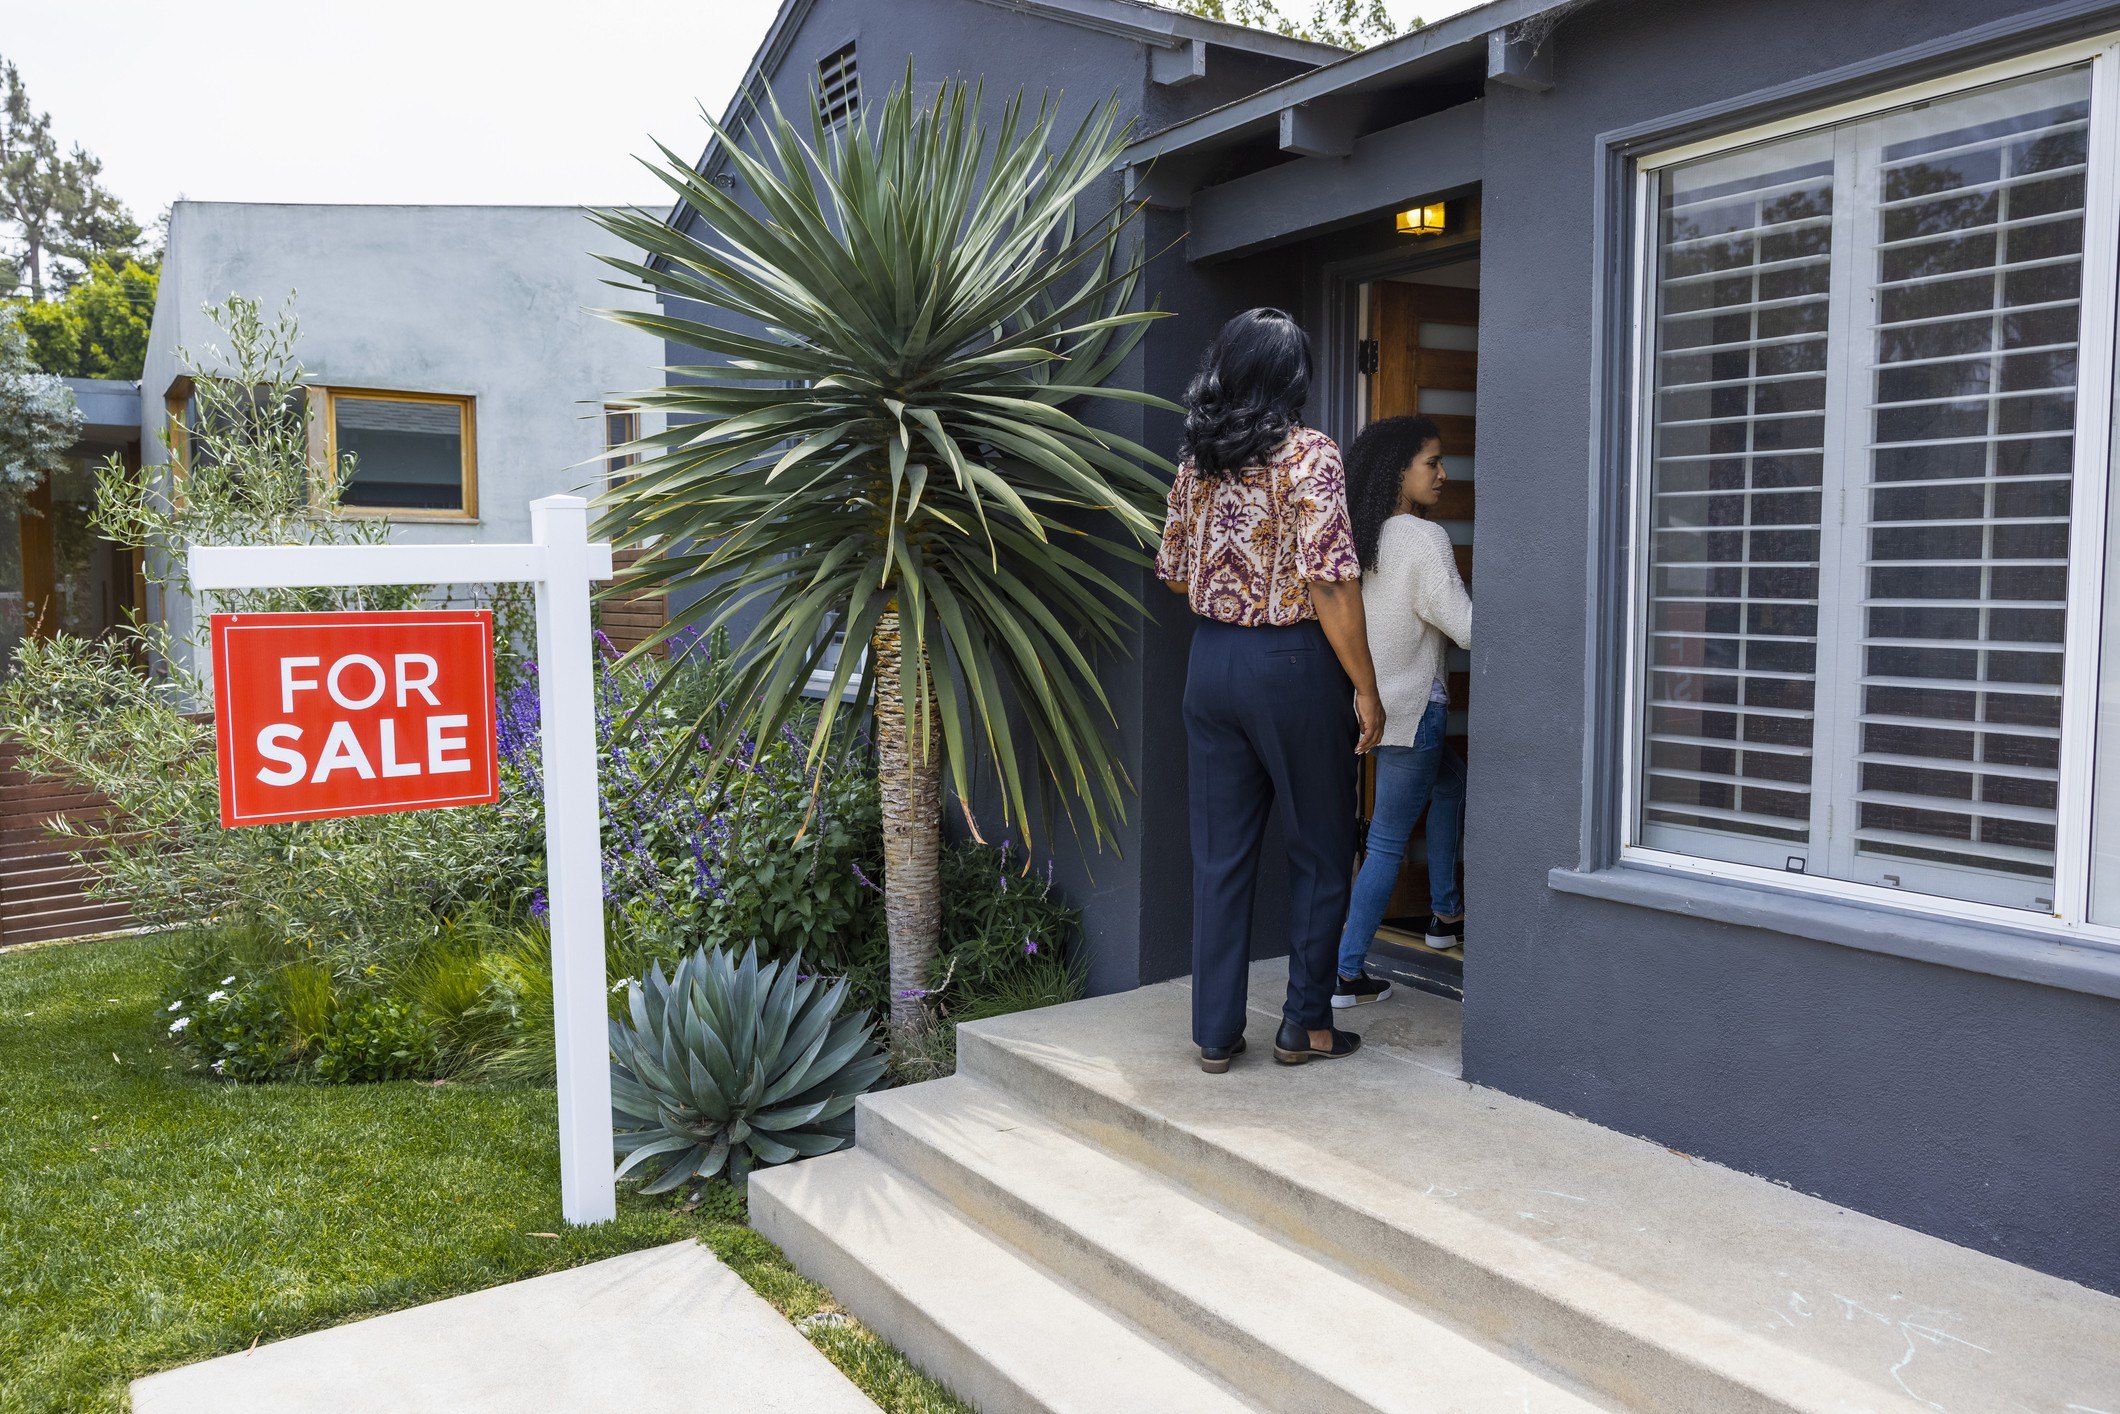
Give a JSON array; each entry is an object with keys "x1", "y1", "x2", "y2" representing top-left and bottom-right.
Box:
[{"x1": 210, "y1": 610, "x2": 499, "y2": 828}]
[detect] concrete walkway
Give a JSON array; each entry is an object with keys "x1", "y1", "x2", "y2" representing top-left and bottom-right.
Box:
[{"x1": 131, "y1": 1241, "x2": 878, "y2": 1413}]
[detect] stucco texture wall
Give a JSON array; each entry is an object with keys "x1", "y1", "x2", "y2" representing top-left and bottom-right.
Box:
[
  {"x1": 140, "y1": 201, "x2": 662, "y2": 657},
  {"x1": 654, "y1": 0, "x2": 1320, "y2": 996},
  {"x1": 1466, "y1": 0, "x2": 2120, "y2": 1292}
]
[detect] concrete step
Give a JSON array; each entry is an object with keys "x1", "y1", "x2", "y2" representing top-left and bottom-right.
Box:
[
  {"x1": 954, "y1": 964, "x2": 2120, "y2": 1414},
  {"x1": 750, "y1": 1147, "x2": 1258, "y2": 1414},
  {"x1": 857, "y1": 1075, "x2": 1614, "y2": 1414}
]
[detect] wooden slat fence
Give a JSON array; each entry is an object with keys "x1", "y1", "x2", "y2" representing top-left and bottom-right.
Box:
[{"x1": 0, "y1": 739, "x2": 131, "y2": 946}]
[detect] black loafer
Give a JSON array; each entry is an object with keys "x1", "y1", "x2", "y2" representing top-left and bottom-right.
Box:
[
  {"x1": 1199, "y1": 1037, "x2": 1246, "y2": 1073},
  {"x1": 1273, "y1": 1019, "x2": 1362, "y2": 1065}
]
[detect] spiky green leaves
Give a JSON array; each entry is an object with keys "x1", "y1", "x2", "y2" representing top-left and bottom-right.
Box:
[
  {"x1": 589, "y1": 72, "x2": 1178, "y2": 848},
  {"x1": 609, "y1": 944, "x2": 887, "y2": 1194}
]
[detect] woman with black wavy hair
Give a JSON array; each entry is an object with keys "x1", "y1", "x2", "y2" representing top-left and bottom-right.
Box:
[
  {"x1": 1331, "y1": 415, "x2": 1471, "y2": 1008},
  {"x1": 1155, "y1": 308, "x2": 1385, "y2": 1073}
]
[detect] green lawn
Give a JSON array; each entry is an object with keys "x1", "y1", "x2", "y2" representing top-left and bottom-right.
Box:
[{"x1": 0, "y1": 934, "x2": 968, "y2": 1413}]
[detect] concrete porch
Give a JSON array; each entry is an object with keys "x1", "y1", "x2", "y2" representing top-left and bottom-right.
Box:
[{"x1": 752, "y1": 960, "x2": 2120, "y2": 1413}]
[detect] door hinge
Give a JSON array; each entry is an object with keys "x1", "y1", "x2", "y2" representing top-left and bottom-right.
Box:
[{"x1": 1357, "y1": 338, "x2": 1380, "y2": 376}]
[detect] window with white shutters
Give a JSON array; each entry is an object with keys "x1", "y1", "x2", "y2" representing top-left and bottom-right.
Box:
[
  {"x1": 1631, "y1": 46, "x2": 2120, "y2": 935},
  {"x1": 1640, "y1": 134, "x2": 1834, "y2": 869},
  {"x1": 1833, "y1": 68, "x2": 2091, "y2": 908}
]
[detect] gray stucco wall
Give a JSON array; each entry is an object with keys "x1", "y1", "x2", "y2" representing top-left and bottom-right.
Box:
[
  {"x1": 1459, "y1": 0, "x2": 2120, "y2": 1294},
  {"x1": 140, "y1": 201, "x2": 663, "y2": 662},
  {"x1": 656, "y1": 0, "x2": 1327, "y2": 997}
]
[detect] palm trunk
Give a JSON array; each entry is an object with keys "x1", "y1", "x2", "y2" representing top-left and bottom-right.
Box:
[{"x1": 872, "y1": 603, "x2": 941, "y2": 1039}]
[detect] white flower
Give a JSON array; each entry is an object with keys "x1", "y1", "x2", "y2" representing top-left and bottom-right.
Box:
[
  {"x1": 167, "y1": 1000, "x2": 183, "y2": 1012},
  {"x1": 168, "y1": 1017, "x2": 191, "y2": 1033},
  {"x1": 211, "y1": 1060, "x2": 225, "y2": 1075},
  {"x1": 220, "y1": 976, "x2": 236, "y2": 986},
  {"x1": 206, "y1": 989, "x2": 228, "y2": 1003},
  {"x1": 610, "y1": 980, "x2": 628, "y2": 994}
]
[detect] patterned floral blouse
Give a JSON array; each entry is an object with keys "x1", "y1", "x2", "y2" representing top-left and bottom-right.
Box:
[{"x1": 1154, "y1": 426, "x2": 1362, "y2": 627}]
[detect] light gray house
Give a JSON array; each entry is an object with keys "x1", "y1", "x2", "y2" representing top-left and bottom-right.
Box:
[
  {"x1": 139, "y1": 201, "x2": 668, "y2": 662},
  {"x1": 663, "y1": 0, "x2": 2120, "y2": 1336}
]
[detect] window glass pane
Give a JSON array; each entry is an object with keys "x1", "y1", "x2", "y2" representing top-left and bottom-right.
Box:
[
  {"x1": 335, "y1": 396, "x2": 466, "y2": 511},
  {"x1": 51, "y1": 458, "x2": 121, "y2": 640},
  {"x1": 605, "y1": 406, "x2": 640, "y2": 485},
  {"x1": 1851, "y1": 66, "x2": 2090, "y2": 906},
  {"x1": 1638, "y1": 129, "x2": 1833, "y2": 865}
]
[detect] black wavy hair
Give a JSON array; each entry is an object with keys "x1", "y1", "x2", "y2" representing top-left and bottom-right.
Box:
[
  {"x1": 1180, "y1": 308, "x2": 1312, "y2": 477},
  {"x1": 1345, "y1": 415, "x2": 1443, "y2": 572}
]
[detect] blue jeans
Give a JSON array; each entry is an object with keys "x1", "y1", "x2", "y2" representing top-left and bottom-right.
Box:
[{"x1": 1335, "y1": 699, "x2": 1466, "y2": 979}]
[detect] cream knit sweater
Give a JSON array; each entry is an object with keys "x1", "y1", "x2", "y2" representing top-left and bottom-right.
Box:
[{"x1": 1363, "y1": 515, "x2": 1473, "y2": 749}]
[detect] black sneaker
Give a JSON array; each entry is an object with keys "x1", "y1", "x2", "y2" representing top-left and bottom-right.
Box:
[
  {"x1": 1425, "y1": 913, "x2": 1465, "y2": 949},
  {"x1": 1331, "y1": 971, "x2": 1393, "y2": 1009}
]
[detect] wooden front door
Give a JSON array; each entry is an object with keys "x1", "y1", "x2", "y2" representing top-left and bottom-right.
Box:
[{"x1": 1359, "y1": 275, "x2": 1477, "y2": 951}]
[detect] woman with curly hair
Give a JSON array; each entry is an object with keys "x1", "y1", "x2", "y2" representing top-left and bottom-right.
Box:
[
  {"x1": 1156, "y1": 308, "x2": 1385, "y2": 1072},
  {"x1": 1330, "y1": 415, "x2": 1472, "y2": 1008}
]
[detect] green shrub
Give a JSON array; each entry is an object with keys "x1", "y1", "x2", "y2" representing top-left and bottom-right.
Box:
[
  {"x1": 932, "y1": 842, "x2": 1081, "y2": 1005},
  {"x1": 314, "y1": 993, "x2": 439, "y2": 1084},
  {"x1": 700, "y1": 726, "x2": 882, "y2": 976},
  {"x1": 167, "y1": 972, "x2": 293, "y2": 1082},
  {"x1": 610, "y1": 944, "x2": 886, "y2": 1195}
]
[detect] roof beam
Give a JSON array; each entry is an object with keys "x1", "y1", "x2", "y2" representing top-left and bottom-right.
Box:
[
  {"x1": 1151, "y1": 37, "x2": 1207, "y2": 87},
  {"x1": 1278, "y1": 99, "x2": 1361, "y2": 159},
  {"x1": 1487, "y1": 29, "x2": 1555, "y2": 92},
  {"x1": 1187, "y1": 99, "x2": 1484, "y2": 263}
]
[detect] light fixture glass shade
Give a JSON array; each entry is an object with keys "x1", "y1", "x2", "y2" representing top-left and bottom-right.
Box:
[{"x1": 1395, "y1": 201, "x2": 1447, "y2": 236}]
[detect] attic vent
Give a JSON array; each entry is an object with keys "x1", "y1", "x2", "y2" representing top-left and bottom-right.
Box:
[{"x1": 817, "y1": 42, "x2": 861, "y2": 129}]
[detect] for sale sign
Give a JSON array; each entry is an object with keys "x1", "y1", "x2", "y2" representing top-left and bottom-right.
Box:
[{"x1": 210, "y1": 610, "x2": 499, "y2": 827}]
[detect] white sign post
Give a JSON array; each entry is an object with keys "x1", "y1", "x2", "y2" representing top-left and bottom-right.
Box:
[{"x1": 191, "y1": 493, "x2": 619, "y2": 1226}]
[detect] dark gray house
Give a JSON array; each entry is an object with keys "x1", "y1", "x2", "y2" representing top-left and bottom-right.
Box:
[{"x1": 664, "y1": 0, "x2": 2120, "y2": 1299}]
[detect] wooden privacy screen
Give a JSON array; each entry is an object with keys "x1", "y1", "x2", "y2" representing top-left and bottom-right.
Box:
[
  {"x1": 1362, "y1": 277, "x2": 1477, "y2": 933},
  {"x1": 0, "y1": 739, "x2": 129, "y2": 947}
]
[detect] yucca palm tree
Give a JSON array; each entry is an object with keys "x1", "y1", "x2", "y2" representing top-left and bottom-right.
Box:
[{"x1": 591, "y1": 78, "x2": 1175, "y2": 1037}]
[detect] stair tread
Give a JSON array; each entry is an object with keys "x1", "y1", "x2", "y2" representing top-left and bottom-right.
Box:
[
  {"x1": 751, "y1": 1147, "x2": 1258, "y2": 1414},
  {"x1": 956, "y1": 962, "x2": 2120, "y2": 1414},
  {"x1": 862, "y1": 1076, "x2": 1611, "y2": 1413}
]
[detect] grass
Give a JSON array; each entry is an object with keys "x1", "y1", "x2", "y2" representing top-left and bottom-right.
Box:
[{"x1": 0, "y1": 933, "x2": 971, "y2": 1414}]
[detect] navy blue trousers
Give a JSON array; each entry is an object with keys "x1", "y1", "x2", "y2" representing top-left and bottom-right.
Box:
[{"x1": 1182, "y1": 617, "x2": 1358, "y2": 1046}]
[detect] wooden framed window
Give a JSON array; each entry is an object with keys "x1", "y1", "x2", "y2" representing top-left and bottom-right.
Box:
[
  {"x1": 604, "y1": 404, "x2": 642, "y2": 488},
  {"x1": 322, "y1": 387, "x2": 477, "y2": 520},
  {"x1": 1623, "y1": 37, "x2": 2120, "y2": 943}
]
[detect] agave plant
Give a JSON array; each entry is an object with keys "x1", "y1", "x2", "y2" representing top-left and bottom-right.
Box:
[
  {"x1": 591, "y1": 75, "x2": 1175, "y2": 1035},
  {"x1": 610, "y1": 944, "x2": 886, "y2": 1194}
]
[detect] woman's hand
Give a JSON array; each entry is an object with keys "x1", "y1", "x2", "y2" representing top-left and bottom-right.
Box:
[
  {"x1": 1308, "y1": 578, "x2": 1386, "y2": 754},
  {"x1": 1354, "y1": 688, "x2": 1386, "y2": 754}
]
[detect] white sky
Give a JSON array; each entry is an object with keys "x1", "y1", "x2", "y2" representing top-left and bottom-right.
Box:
[{"x1": 6, "y1": 0, "x2": 1460, "y2": 228}]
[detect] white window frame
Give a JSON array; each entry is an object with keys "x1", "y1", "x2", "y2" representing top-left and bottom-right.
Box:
[{"x1": 1618, "y1": 32, "x2": 2120, "y2": 951}]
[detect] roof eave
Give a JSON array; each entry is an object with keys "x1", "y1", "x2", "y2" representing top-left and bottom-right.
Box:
[{"x1": 1121, "y1": 0, "x2": 1570, "y2": 168}]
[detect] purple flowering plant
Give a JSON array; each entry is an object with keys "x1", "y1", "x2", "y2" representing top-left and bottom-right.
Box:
[{"x1": 494, "y1": 627, "x2": 889, "y2": 985}]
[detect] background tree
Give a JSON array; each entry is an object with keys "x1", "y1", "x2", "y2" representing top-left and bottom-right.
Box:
[
  {"x1": 593, "y1": 80, "x2": 1174, "y2": 1040},
  {"x1": 0, "y1": 58, "x2": 142, "y2": 299},
  {"x1": 1171, "y1": 0, "x2": 1407, "y2": 47},
  {"x1": 0, "y1": 305, "x2": 79, "y2": 511},
  {"x1": 16, "y1": 256, "x2": 157, "y2": 378}
]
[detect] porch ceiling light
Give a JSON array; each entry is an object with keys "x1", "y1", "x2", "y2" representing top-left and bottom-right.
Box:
[{"x1": 1396, "y1": 201, "x2": 1447, "y2": 236}]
